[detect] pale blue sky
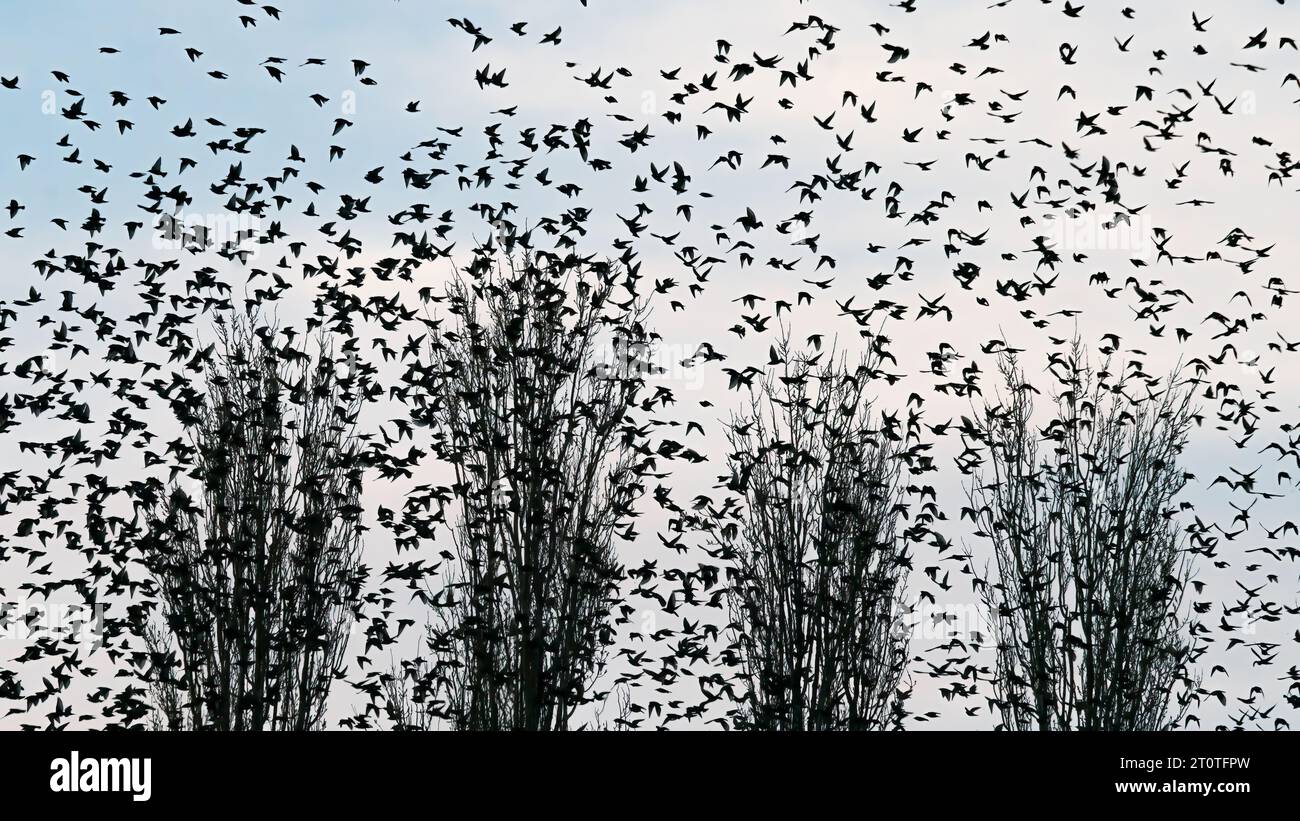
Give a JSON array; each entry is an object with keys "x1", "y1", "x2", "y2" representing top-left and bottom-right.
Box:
[{"x1": 1, "y1": 0, "x2": 1298, "y2": 729}]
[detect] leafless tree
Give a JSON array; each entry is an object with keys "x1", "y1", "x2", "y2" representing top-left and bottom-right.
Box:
[
  {"x1": 139, "y1": 314, "x2": 366, "y2": 730},
  {"x1": 380, "y1": 656, "x2": 438, "y2": 731},
  {"x1": 714, "y1": 335, "x2": 911, "y2": 730},
  {"x1": 402, "y1": 245, "x2": 652, "y2": 730},
  {"x1": 966, "y1": 340, "x2": 1198, "y2": 730}
]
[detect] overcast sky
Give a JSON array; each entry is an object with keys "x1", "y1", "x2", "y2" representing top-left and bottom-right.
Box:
[{"x1": 1, "y1": 0, "x2": 1298, "y2": 729}]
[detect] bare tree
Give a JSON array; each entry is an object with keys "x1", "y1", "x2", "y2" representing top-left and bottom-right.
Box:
[
  {"x1": 714, "y1": 335, "x2": 911, "y2": 730},
  {"x1": 139, "y1": 314, "x2": 366, "y2": 730},
  {"x1": 401, "y1": 245, "x2": 652, "y2": 730},
  {"x1": 380, "y1": 656, "x2": 438, "y2": 731},
  {"x1": 966, "y1": 341, "x2": 1198, "y2": 730}
]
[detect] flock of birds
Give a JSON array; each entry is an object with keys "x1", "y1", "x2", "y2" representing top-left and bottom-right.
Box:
[{"x1": 1, "y1": 0, "x2": 1299, "y2": 730}]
